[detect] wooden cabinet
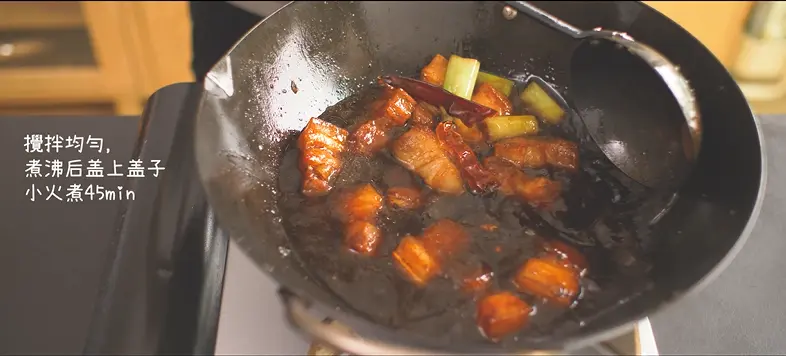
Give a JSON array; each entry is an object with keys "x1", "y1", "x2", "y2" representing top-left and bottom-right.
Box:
[
  {"x1": 643, "y1": 1, "x2": 753, "y2": 67},
  {"x1": 119, "y1": 2, "x2": 195, "y2": 101},
  {"x1": 0, "y1": 1, "x2": 193, "y2": 115}
]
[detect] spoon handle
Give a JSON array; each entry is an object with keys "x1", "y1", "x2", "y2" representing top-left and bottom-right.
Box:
[{"x1": 504, "y1": 1, "x2": 584, "y2": 38}]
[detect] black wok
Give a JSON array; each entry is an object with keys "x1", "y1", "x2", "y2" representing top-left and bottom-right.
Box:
[{"x1": 194, "y1": 1, "x2": 765, "y2": 353}]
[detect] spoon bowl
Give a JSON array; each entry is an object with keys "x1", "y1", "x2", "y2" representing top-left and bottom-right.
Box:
[{"x1": 505, "y1": 1, "x2": 702, "y2": 190}]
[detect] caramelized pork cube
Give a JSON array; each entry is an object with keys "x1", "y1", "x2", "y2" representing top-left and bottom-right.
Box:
[
  {"x1": 420, "y1": 54, "x2": 449, "y2": 86},
  {"x1": 544, "y1": 138, "x2": 580, "y2": 171},
  {"x1": 300, "y1": 148, "x2": 341, "y2": 192},
  {"x1": 298, "y1": 117, "x2": 348, "y2": 153},
  {"x1": 348, "y1": 88, "x2": 416, "y2": 156},
  {"x1": 393, "y1": 235, "x2": 441, "y2": 286},
  {"x1": 349, "y1": 119, "x2": 393, "y2": 156},
  {"x1": 436, "y1": 121, "x2": 498, "y2": 194},
  {"x1": 541, "y1": 240, "x2": 588, "y2": 273},
  {"x1": 335, "y1": 183, "x2": 384, "y2": 223},
  {"x1": 393, "y1": 219, "x2": 469, "y2": 286},
  {"x1": 494, "y1": 137, "x2": 579, "y2": 171},
  {"x1": 345, "y1": 220, "x2": 382, "y2": 256},
  {"x1": 386, "y1": 186, "x2": 423, "y2": 210},
  {"x1": 410, "y1": 101, "x2": 440, "y2": 128},
  {"x1": 471, "y1": 82, "x2": 513, "y2": 116},
  {"x1": 461, "y1": 262, "x2": 494, "y2": 294},
  {"x1": 493, "y1": 138, "x2": 546, "y2": 169},
  {"x1": 476, "y1": 292, "x2": 532, "y2": 341},
  {"x1": 392, "y1": 127, "x2": 464, "y2": 195},
  {"x1": 484, "y1": 157, "x2": 561, "y2": 204},
  {"x1": 379, "y1": 87, "x2": 417, "y2": 126},
  {"x1": 334, "y1": 184, "x2": 384, "y2": 256},
  {"x1": 421, "y1": 219, "x2": 470, "y2": 262},
  {"x1": 484, "y1": 157, "x2": 523, "y2": 196},
  {"x1": 514, "y1": 257, "x2": 581, "y2": 307},
  {"x1": 297, "y1": 118, "x2": 349, "y2": 197}
]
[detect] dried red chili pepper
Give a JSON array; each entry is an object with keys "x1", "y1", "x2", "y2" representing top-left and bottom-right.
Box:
[
  {"x1": 435, "y1": 121, "x2": 498, "y2": 193},
  {"x1": 379, "y1": 75, "x2": 497, "y2": 125}
]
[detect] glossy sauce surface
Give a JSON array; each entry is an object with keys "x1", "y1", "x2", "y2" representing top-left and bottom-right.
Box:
[{"x1": 277, "y1": 77, "x2": 660, "y2": 343}]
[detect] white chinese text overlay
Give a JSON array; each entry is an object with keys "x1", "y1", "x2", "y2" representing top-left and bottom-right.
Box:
[{"x1": 23, "y1": 134, "x2": 165, "y2": 202}]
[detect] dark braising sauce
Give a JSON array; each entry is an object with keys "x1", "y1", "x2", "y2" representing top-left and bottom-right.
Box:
[{"x1": 277, "y1": 76, "x2": 662, "y2": 344}]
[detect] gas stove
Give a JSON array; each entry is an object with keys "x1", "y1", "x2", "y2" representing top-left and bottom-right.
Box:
[{"x1": 215, "y1": 237, "x2": 658, "y2": 355}]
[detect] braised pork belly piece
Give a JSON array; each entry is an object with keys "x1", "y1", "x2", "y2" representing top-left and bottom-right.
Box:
[
  {"x1": 297, "y1": 117, "x2": 349, "y2": 197},
  {"x1": 392, "y1": 127, "x2": 464, "y2": 195},
  {"x1": 392, "y1": 219, "x2": 470, "y2": 286},
  {"x1": 349, "y1": 87, "x2": 417, "y2": 156},
  {"x1": 476, "y1": 292, "x2": 532, "y2": 341},
  {"x1": 334, "y1": 183, "x2": 384, "y2": 256},
  {"x1": 494, "y1": 136, "x2": 579, "y2": 171},
  {"x1": 484, "y1": 157, "x2": 561, "y2": 205}
]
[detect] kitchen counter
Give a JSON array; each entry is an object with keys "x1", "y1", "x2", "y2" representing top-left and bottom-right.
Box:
[
  {"x1": 0, "y1": 116, "x2": 138, "y2": 354},
  {"x1": 0, "y1": 83, "x2": 212, "y2": 355},
  {"x1": 648, "y1": 115, "x2": 782, "y2": 354}
]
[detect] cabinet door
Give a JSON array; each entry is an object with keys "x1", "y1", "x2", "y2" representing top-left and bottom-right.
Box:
[
  {"x1": 80, "y1": 1, "x2": 146, "y2": 115},
  {"x1": 123, "y1": 1, "x2": 195, "y2": 100},
  {"x1": 0, "y1": 1, "x2": 144, "y2": 115}
]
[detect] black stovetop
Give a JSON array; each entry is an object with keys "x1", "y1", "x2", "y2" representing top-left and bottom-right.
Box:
[{"x1": 0, "y1": 83, "x2": 226, "y2": 355}]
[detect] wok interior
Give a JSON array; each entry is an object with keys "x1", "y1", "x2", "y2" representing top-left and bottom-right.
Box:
[{"x1": 194, "y1": 1, "x2": 762, "y2": 351}]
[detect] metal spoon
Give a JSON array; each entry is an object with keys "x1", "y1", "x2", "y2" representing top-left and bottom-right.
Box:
[{"x1": 503, "y1": 1, "x2": 702, "y2": 190}]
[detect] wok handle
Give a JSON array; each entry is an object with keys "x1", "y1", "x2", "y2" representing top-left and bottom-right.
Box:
[{"x1": 279, "y1": 289, "x2": 628, "y2": 355}]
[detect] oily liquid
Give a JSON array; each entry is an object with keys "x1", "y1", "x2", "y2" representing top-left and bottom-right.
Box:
[{"x1": 277, "y1": 76, "x2": 660, "y2": 344}]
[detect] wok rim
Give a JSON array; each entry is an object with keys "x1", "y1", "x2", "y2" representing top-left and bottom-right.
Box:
[{"x1": 193, "y1": 0, "x2": 768, "y2": 353}]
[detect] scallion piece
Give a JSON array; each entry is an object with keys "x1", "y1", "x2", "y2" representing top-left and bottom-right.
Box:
[
  {"x1": 442, "y1": 55, "x2": 480, "y2": 100},
  {"x1": 483, "y1": 115, "x2": 539, "y2": 141},
  {"x1": 476, "y1": 71, "x2": 515, "y2": 97},
  {"x1": 520, "y1": 81, "x2": 566, "y2": 125}
]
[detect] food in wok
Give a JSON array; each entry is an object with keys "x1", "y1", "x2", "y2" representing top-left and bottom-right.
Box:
[{"x1": 278, "y1": 53, "x2": 653, "y2": 342}]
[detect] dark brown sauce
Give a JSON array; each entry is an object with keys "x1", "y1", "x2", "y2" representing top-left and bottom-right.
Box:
[{"x1": 277, "y1": 76, "x2": 664, "y2": 344}]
